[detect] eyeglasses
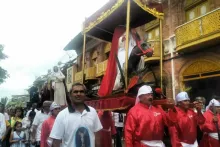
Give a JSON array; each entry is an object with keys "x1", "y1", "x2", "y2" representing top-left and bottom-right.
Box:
[{"x1": 72, "y1": 90, "x2": 85, "y2": 94}]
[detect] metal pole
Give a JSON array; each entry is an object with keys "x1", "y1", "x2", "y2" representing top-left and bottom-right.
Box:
[
  {"x1": 160, "y1": 19, "x2": 163, "y2": 90},
  {"x1": 125, "y1": 0, "x2": 131, "y2": 89},
  {"x1": 82, "y1": 22, "x2": 87, "y2": 84}
]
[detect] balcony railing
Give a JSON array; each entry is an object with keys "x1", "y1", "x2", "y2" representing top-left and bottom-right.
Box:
[
  {"x1": 175, "y1": 8, "x2": 220, "y2": 51},
  {"x1": 144, "y1": 40, "x2": 160, "y2": 62},
  {"x1": 96, "y1": 60, "x2": 108, "y2": 77}
]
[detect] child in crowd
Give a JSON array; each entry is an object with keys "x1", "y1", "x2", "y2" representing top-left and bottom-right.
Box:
[{"x1": 10, "y1": 122, "x2": 26, "y2": 147}]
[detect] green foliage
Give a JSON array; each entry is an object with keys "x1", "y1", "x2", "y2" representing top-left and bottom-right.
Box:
[
  {"x1": 0, "y1": 97, "x2": 8, "y2": 106},
  {"x1": 0, "y1": 45, "x2": 9, "y2": 85}
]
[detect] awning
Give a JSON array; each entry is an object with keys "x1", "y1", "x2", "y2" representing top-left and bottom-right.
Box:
[
  {"x1": 85, "y1": 94, "x2": 135, "y2": 111},
  {"x1": 83, "y1": 0, "x2": 164, "y2": 42}
]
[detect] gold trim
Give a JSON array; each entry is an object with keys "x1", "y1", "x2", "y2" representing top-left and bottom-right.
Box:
[
  {"x1": 133, "y1": 0, "x2": 164, "y2": 19},
  {"x1": 125, "y1": 0, "x2": 131, "y2": 89},
  {"x1": 83, "y1": 0, "x2": 164, "y2": 33},
  {"x1": 144, "y1": 56, "x2": 160, "y2": 62},
  {"x1": 183, "y1": 74, "x2": 220, "y2": 82},
  {"x1": 84, "y1": 0, "x2": 124, "y2": 33}
]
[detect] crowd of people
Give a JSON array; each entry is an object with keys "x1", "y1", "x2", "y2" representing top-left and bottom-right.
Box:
[{"x1": 0, "y1": 83, "x2": 219, "y2": 147}]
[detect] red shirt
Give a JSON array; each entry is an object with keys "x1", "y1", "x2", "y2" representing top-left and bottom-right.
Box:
[
  {"x1": 41, "y1": 116, "x2": 56, "y2": 147},
  {"x1": 199, "y1": 110, "x2": 220, "y2": 147},
  {"x1": 169, "y1": 107, "x2": 205, "y2": 147},
  {"x1": 125, "y1": 103, "x2": 177, "y2": 147}
]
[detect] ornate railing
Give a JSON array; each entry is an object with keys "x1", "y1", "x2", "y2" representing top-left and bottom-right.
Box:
[
  {"x1": 175, "y1": 8, "x2": 220, "y2": 51},
  {"x1": 96, "y1": 60, "x2": 108, "y2": 77}
]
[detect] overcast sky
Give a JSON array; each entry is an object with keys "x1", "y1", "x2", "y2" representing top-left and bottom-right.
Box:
[{"x1": 0, "y1": 0, "x2": 108, "y2": 98}]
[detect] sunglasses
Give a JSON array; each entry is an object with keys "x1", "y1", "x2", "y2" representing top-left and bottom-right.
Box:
[{"x1": 72, "y1": 90, "x2": 85, "y2": 94}]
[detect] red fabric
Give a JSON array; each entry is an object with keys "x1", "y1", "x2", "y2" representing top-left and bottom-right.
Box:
[
  {"x1": 41, "y1": 116, "x2": 56, "y2": 147},
  {"x1": 124, "y1": 103, "x2": 177, "y2": 147},
  {"x1": 199, "y1": 110, "x2": 220, "y2": 147},
  {"x1": 169, "y1": 107, "x2": 205, "y2": 147},
  {"x1": 85, "y1": 95, "x2": 135, "y2": 110},
  {"x1": 98, "y1": 27, "x2": 125, "y2": 97},
  {"x1": 99, "y1": 111, "x2": 117, "y2": 147}
]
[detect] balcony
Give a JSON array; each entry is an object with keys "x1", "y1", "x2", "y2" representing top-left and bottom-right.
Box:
[
  {"x1": 85, "y1": 66, "x2": 96, "y2": 80},
  {"x1": 175, "y1": 8, "x2": 220, "y2": 52},
  {"x1": 96, "y1": 60, "x2": 108, "y2": 77},
  {"x1": 75, "y1": 71, "x2": 83, "y2": 83},
  {"x1": 144, "y1": 40, "x2": 160, "y2": 62}
]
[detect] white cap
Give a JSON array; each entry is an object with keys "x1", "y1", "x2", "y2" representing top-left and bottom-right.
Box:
[
  {"x1": 206, "y1": 99, "x2": 220, "y2": 110},
  {"x1": 176, "y1": 92, "x2": 190, "y2": 103},
  {"x1": 135, "y1": 85, "x2": 153, "y2": 104},
  {"x1": 50, "y1": 102, "x2": 60, "y2": 111}
]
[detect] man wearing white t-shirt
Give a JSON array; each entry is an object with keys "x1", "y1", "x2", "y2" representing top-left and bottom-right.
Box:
[
  {"x1": 50, "y1": 83, "x2": 103, "y2": 147},
  {"x1": 32, "y1": 101, "x2": 52, "y2": 147}
]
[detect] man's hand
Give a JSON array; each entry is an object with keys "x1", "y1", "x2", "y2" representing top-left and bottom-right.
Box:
[
  {"x1": 31, "y1": 138, "x2": 36, "y2": 144},
  {"x1": 193, "y1": 101, "x2": 203, "y2": 112},
  {"x1": 213, "y1": 116, "x2": 218, "y2": 123}
]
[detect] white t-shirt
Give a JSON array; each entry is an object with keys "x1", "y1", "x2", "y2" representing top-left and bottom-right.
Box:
[
  {"x1": 0, "y1": 113, "x2": 6, "y2": 139},
  {"x1": 32, "y1": 111, "x2": 49, "y2": 141},
  {"x1": 26, "y1": 109, "x2": 38, "y2": 117},
  {"x1": 50, "y1": 106, "x2": 103, "y2": 147},
  {"x1": 112, "y1": 112, "x2": 126, "y2": 127}
]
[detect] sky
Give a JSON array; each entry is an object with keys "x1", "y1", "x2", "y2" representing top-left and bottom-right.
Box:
[{"x1": 0, "y1": 0, "x2": 108, "y2": 98}]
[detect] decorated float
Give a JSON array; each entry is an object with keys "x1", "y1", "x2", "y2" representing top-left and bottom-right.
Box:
[{"x1": 64, "y1": 0, "x2": 168, "y2": 112}]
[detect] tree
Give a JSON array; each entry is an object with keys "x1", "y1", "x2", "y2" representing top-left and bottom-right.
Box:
[{"x1": 0, "y1": 44, "x2": 9, "y2": 84}]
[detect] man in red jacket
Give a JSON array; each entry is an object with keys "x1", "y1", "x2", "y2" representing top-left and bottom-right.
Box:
[
  {"x1": 169, "y1": 91, "x2": 205, "y2": 147},
  {"x1": 199, "y1": 99, "x2": 220, "y2": 147},
  {"x1": 125, "y1": 85, "x2": 177, "y2": 147}
]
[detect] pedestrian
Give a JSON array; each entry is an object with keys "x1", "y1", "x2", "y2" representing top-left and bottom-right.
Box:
[
  {"x1": 40, "y1": 102, "x2": 60, "y2": 147},
  {"x1": 125, "y1": 85, "x2": 177, "y2": 147},
  {"x1": 50, "y1": 83, "x2": 103, "y2": 147},
  {"x1": 31, "y1": 101, "x2": 52, "y2": 147},
  {"x1": 199, "y1": 99, "x2": 220, "y2": 147},
  {"x1": 112, "y1": 112, "x2": 125, "y2": 147},
  {"x1": 0, "y1": 110, "x2": 6, "y2": 146},
  {"x1": 10, "y1": 122, "x2": 26, "y2": 147},
  {"x1": 169, "y1": 91, "x2": 205, "y2": 147}
]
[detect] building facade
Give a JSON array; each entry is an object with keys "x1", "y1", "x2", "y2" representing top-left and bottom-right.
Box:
[{"x1": 143, "y1": 0, "x2": 220, "y2": 102}]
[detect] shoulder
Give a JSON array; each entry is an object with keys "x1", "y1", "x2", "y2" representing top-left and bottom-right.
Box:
[
  {"x1": 88, "y1": 106, "x2": 97, "y2": 113},
  {"x1": 55, "y1": 108, "x2": 69, "y2": 120}
]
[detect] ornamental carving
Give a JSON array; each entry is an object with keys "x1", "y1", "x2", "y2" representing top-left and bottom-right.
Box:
[{"x1": 183, "y1": 60, "x2": 220, "y2": 76}]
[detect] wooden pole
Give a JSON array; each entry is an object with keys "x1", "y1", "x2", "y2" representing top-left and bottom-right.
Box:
[
  {"x1": 160, "y1": 19, "x2": 163, "y2": 89},
  {"x1": 125, "y1": 0, "x2": 131, "y2": 89},
  {"x1": 82, "y1": 22, "x2": 87, "y2": 84}
]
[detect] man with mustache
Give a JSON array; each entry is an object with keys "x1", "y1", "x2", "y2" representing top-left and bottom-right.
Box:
[
  {"x1": 169, "y1": 92, "x2": 205, "y2": 147},
  {"x1": 125, "y1": 85, "x2": 177, "y2": 147}
]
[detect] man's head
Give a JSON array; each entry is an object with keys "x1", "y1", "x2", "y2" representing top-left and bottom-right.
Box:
[
  {"x1": 176, "y1": 92, "x2": 190, "y2": 110},
  {"x1": 42, "y1": 101, "x2": 52, "y2": 113},
  {"x1": 206, "y1": 99, "x2": 220, "y2": 113},
  {"x1": 50, "y1": 102, "x2": 60, "y2": 117},
  {"x1": 70, "y1": 83, "x2": 86, "y2": 105},
  {"x1": 136, "y1": 85, "x2": 153, "y2": 106},
  {"x1": 32, "y1": 103, "x2": 37, "y2": 109}
]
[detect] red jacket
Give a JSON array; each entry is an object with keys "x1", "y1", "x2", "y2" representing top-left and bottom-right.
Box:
[
  {"x1": 169, "y1": 107, "x2": 205, "y2": 147},
  {"x1": 199, "y1": 110, "x2": 220, "y2": 147},
  {"x1": 41, "y1": 116, "x2": 56, "y2": 147},
  {"x1": 125, "y1": 103, "x2": 177, "y2": 147}
]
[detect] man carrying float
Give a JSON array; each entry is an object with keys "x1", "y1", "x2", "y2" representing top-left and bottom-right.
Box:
[
  {"x1": 124, "y1": 85, "x2": 178, "y2": 147},
  {"x1": 169, "y1": 92, "x2": 205, "y2": 147},
  {"x1": 199, "y1": 99, "x2": 220, "y2": 147}
]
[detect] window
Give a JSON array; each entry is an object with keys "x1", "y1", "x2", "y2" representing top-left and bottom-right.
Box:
[{"x1": 185, "y1": 1, "x2": 209, "y2": 22}]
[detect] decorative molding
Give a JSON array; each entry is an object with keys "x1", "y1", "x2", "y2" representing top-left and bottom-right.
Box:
[{"x1": 182, "y1": 59, "x2": 220, "y2": 76}]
